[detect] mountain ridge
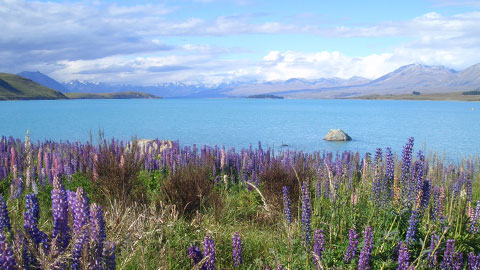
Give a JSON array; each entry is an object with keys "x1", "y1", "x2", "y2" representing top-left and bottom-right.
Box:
[
  {"x1": 0, "y1": 73, "x2": 68, "y2": 100},
  {"x1": 17, "y1": 62, "x2": 480, "y2": 98},
  {"x1": 17, "y1": 71, "x2": 69, "y2": 93}
]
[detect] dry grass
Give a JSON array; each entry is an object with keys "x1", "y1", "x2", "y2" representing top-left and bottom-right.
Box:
[{"x1": 103, "y1": 198, "x2": 179, "y2": 270}]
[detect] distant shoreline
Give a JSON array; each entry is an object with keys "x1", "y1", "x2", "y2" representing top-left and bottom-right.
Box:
[{"x1": 351, "y1": 92, "x2": 480, "y2": 102}]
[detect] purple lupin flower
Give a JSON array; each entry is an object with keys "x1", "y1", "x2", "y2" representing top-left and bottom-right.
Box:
[
  {"x1": 465, "y1": 177, "x2": 473, "y2": 202},
  {"x1": 0, "y1": 231, "x2": 17, "y2": 270},
  {"x1": 344, "y1": 228, "x2": 359, "y2": 264},
  {"x1": 282, "y1": 186, "x2": 292, "y2": 224},
  {"x1": 10, "y1": 177, "x2": 23, "y2": 199},
  {"x1": 51, "y1": 175, "x2": 70, "y2": 251},
  {"x1": 90, "y1": 203, "x2": 106, "y2": 270},
  {"x1": 420, "y1": 180, "x2": 431, "y2": 211},
  {"x1": 232, "y1": 232, "x2": 242, "y2": 268},
  {"x1": 384, "y1": 147, "x2": 394, "y2": 199},
  {"x1": 103, "y1": 241, "x2": 116, "y2": 270},
  {"x1": 301, "y1": 181, "x2": 312, "y2": 245},
  {"x1": 467, "y1": 252, "x2": 479, "y2": 270},
  {"x1": 397, "y1": 242, "x2": 409, "y2": 270},
  {"x1": 203, "y1": 234, "x2": 215, "y2": 270},
  {"x1": 405, "y1": 210, "x2": 419, "y2": 245},
  {"x1": 67, "y1": 189, "x2": 76, "y2": 215},
  {"x1": 24, "y1": 193, "x2": 49, "y2": 252},
  {"x1": 252, "y1": 171, "x2": 259, "y2": 188},
  {"x1": 316, "y1": 171, "x2": 322, "y2": 198},
  {"x1": 324, "y1": 178, "x2": 330, "y2": 199},
  {"x1": 72, "y1": 187, "x2": 90, "y2": 270},
  {"x1": 453, "y1": 252, "x2": 464, "y2": 270},
  {"x1": 0, "y1": 195, "x2": 11, "y2": 232},
  {"x1": 358, "y1": 226, "x2": 374, "y2": 270},
  {"x1": 188, "y1": 245, "x2": 204, "y2": 266},
  {"x1": 313, "y1": 229, "x2": 325, "y2": 265},
  {"x1": 432, "y1": 186, "x2": 444, "y2": 221},
  {"x1": 400, "y1": 137, "x2": 414, "y2": 204},
  {"x1": 428, "y1": 234, "x2": 440, "y2": 268},
  {"x1": 441, "y1": 239, "x2": 455, "y2": 270}
]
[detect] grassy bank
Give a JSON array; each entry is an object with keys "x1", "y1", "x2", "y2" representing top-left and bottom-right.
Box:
[{"x1": 0, "y1": 136, "x2": 479, "y2": 269}]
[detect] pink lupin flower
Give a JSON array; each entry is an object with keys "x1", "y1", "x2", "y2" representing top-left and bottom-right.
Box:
[
  {"x1": 351, "y1": 192, "x2": 358, "y2": 206},
  {"x1": 93, "y1": 153, "x2": 99, "y2": 182},
  {"x1": 10, "y1": 146, "x2": 16, "y2": 174}
]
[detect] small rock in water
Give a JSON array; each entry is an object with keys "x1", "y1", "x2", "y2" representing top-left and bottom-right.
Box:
[{"x1": 324, "y1": 129, "x2": 352, "y2": 141}]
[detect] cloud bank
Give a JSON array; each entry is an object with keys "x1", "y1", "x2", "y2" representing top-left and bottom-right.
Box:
[{"x1": 1, "y1": 0, "x2": 480, "y2": 84}]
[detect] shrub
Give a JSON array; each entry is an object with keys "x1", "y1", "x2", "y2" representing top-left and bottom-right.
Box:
[
  {"x1": 260, "y1": 159, "x2": 315, "y2": 218},
  {"x1": 92, "y1": 140, "x2": 146, "y2": 206},
  {"x1": 161, "y1": 164, "x2": 221, "y2": 217}
]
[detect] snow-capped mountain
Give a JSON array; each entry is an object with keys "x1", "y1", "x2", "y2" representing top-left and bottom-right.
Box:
[{"x1": 18, "y1": 62, "x2": 480, "y2": 98}]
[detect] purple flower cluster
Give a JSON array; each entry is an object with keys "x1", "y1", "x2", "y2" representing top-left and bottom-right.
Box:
[
  {"x1": 188, "y1": 245, "x2": 203, "y2": 266},
  {"x1": 344, "y1": 228, "x2": 359, "y2": 264},
  {"x1": 51, "y1": 176, "x2": 70, "y2": 251},
  {"x1": 301, "y1": 181, "x2": 312, "y2": 245},
  {"x1": 432, "y1": 186, "x2": 445, "y2": 220},
  {"x1": 24, "y1": 194, "x2": 49, "y2": 251},
  {"x1": 0, "y1": 232, "x2": 17, "y2": 270},
  {"x1": 313, "y1": 229, "x2": 325, "y2": 265},
  {"x1": 232, "y1": 232, "x2": 242, "y2": 268},
  {"x1": 72, "y1": 187, "x2": 91, "y2": 270},
  {"x1": 400, "y1": 137, "x2": 414, "y2": 204},
  {"x1": 0, "y1": 196, "x2": 11, "y2": 232},
  {"x1": 468, "y1": 252, "x2": 480, "y2": 270},
  {"x1": 358, "y1": 226, "x2": 374, "y2": 270},
  {"x1": 103, "y1": 241, "x2": 116, "y2": 270},
  {"x1": 405, "y1": 210, "x2": 419, "y2": 245},
  {"x1": 420, "y1": 180, "x2": 431, "y2": 211},
  {"x1": 441, "y1": 239, "x2": 455, "y2": 269},
  {"x1": 0, "y1": 179, "x2": 115, "y2": 270},
  {"x1": 384, "y1": 147, "x2": 394, "y2": 201},
  {"x1": 282, "y1": 186, "x2": 292, "y2": 224},
  {"x1": 397, "y1": 242, "x2": 409, "y2": 270},
  {"x1": 90, "y1": 203, "x2": 107, "y2": 270},
  {"x1": 204, "y1": 234, "x2": 216, "y2": 270},
  {"x1": 453, "y1": 252, "x2": 464, "y2": 270}
]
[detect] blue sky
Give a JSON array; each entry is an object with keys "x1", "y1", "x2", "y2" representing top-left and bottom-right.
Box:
[{"x1": 1, "y1": 0, "x2": 480, "y2": 84}]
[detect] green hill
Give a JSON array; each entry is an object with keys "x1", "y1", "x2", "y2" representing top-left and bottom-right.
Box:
[
  {"x1": 0, "y1": 73, "x2": 68, "y2": 100},
  {"x1": 66, "y1": 91, "x2": 161, "y2": 99}
]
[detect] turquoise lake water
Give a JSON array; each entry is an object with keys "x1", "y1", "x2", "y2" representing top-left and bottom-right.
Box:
[{"x1": 1, "y1": 99, "x2": 479, "y2": 160}]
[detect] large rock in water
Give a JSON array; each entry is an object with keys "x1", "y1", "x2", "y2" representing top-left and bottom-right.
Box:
[{"x1": 324, "y1": 129, "x2": 352, "y2": 141}]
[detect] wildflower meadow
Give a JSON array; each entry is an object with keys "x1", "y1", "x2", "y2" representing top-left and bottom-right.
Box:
[{"x1": 0, "y1": 133, "x2": 479, "y2": 269}]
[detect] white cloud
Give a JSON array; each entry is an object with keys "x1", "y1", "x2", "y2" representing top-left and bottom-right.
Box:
[
  {"x1": 1, "y1": 1, "x2": 480, "y2": 84},
  {"x1": 257, "y1": 51, "x2": 399, "y2": 80}
]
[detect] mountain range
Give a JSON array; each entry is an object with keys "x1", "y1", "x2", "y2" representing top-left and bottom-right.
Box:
[
  {"x1": 0, "y1": 73, "x2": 159, "y2": 100},
  {"x1": 17, "y1": 62, "x2": 480, "y2": 98}
]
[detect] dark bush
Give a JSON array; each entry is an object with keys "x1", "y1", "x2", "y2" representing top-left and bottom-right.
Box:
[
  {"x1": 260, "y1": 159, "x2": 315, "y2": 218},
  {"x1": 92, "y1": 140, "x2": 146, "y2": 206},
  {"x1": 161, "y1": 164, "x2": 221, "y2": 217}
]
